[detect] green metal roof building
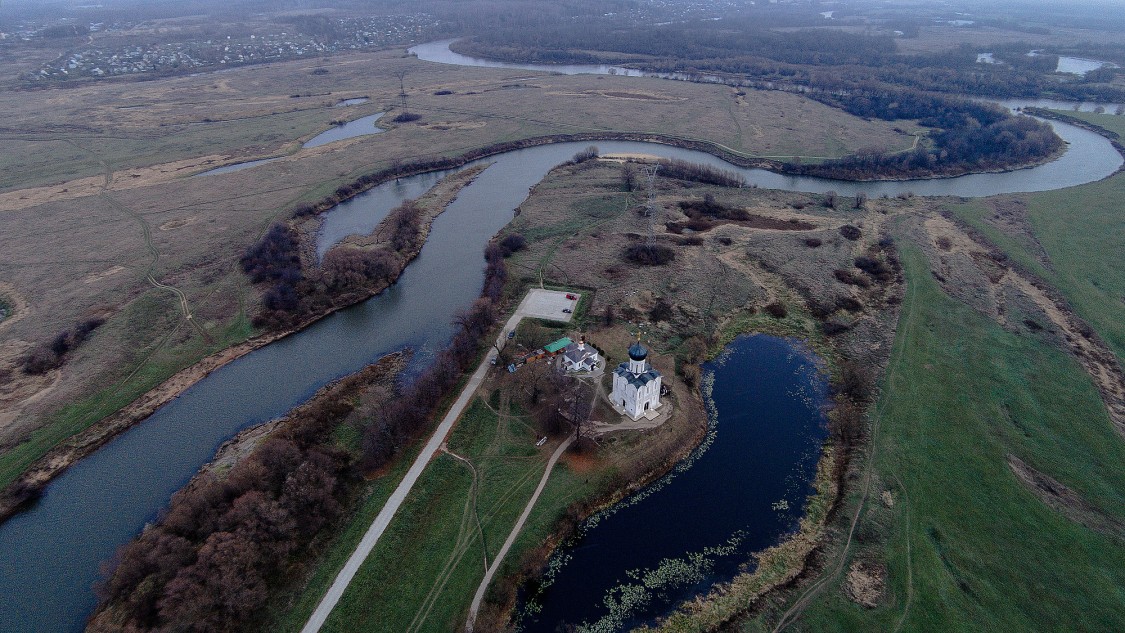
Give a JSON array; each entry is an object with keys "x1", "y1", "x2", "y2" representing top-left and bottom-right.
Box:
[{"x1": 544, "y1": 337, "x2": 572, "y2": 354}]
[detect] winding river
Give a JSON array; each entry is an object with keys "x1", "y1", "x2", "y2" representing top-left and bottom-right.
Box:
[{"x1": 0, "y1": 41, "x2": 1122, "y2": 633}]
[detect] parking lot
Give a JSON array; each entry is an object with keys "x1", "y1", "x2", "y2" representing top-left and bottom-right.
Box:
[{"x1": 516, "y1": 288, "x2": 579, "y2": 322}]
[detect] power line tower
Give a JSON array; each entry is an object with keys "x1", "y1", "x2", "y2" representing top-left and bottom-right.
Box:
[
  {"x1": 394, "y1": 70, "x2": 409, "y2": 116},
  {"x1": 642, "y1": 164, "x2": 660, "y2": 246}
]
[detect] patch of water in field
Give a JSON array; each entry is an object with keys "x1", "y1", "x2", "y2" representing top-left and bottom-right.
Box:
[{"x1": 302, "y1": 112, "x2": 386, "y2": 148}]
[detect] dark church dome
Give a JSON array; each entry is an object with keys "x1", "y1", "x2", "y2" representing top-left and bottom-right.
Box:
[{"x1": 628, "y1": 341, "x2": 649, "y2": 361}]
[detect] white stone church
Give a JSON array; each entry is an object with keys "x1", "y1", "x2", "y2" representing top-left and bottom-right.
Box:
[{"x1": 610, "y1": 338, "x2": 662, "y2": 420}]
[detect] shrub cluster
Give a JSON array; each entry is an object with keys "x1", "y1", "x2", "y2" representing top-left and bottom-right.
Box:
[
  {"x1": 242, "y1": 201, "x2": 428, "y2": 330},
  {"x1": 764, "y1": 302, "x2": 788, "y2": 318},
  {"x1": 622, "y1": 243, "x2": 675, "y2": 266},
  {"x1": 839, "y1": 225, "x2": 862, "y2": 241},
  {"x1": 678, "y1": 194, "x2": 748, "y2": 219},
  {"x1": 649, "y1": 300, "x2": 674, "y2": 322},
  {"x1": 822, "y1": 357, "x2": 876, "y2": 474},
  {"x1": 497, "y1": 233, "x2": 527, "y2": 257},
  {"x1": 23, "y1": 317, "x2": 105, "y2": 375},
  {"x1": 821, "y1": 319, "x2": 851, "y2": 336},
  {"x1": 571, "y1": 145, "x2": 599, "y2": 163},
  {"x1": 834, "y1": 268, "x2": 871, "y2": 288},
  {"x1": 854, "y1": 255, "x2": 895, "y2": 283}
]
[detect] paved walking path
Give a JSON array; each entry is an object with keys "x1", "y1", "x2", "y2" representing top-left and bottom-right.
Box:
[
  {"x1": 465, "y1": 435, "x2": 574, "y2": 633},
  {"x1": 300, "y1": 289, "x2": 576, "y2": 633}
]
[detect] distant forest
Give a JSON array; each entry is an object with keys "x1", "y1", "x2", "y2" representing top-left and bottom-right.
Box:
[
  {"x1": 444, "y1": 6, "x2": 1119, "y2": 178},
  {"x1": 452, "y1": 19, "x2": 1125, "y2": 102}
]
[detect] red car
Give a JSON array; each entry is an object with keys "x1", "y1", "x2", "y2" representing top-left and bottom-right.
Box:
[{"x1": 566, "y1": 293, "x2": 577, "y2": 300}]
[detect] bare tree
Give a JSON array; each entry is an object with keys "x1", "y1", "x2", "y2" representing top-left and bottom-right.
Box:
[{"x1": 566, "y1": 379, "x2": 596, "y2": 446}]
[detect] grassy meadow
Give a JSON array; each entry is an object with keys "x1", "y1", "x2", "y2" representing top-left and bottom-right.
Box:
[
  {"x1": 946, "y1": 111, "x2": 1125, "y2": 361},
  {"x1": 756, "y1": 244, "x2": 1125, "y2": 632},
  {"x1": 275, "y1": 398, "x2": 607, "y2": 633}
]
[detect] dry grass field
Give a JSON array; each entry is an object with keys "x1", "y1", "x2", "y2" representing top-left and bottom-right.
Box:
[
  {"x1": 501, "y1": 158, "x2": 905, "y2": 372},
  {"x1": 0, "y1": 46, "x2": 911, "y2": 491}
]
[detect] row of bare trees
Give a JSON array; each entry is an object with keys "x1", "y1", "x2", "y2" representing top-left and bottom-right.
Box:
[{"x1": 360, "y1": 243, "x2": 509, "y2": 470}]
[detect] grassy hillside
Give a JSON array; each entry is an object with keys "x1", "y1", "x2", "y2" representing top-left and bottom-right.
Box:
[
  {"x1": 947, "y1": 113, "x2": 1125, "y2": 362},
  {"x1": 778, "y1": 245, "x2": 1125, "y2": 632}
]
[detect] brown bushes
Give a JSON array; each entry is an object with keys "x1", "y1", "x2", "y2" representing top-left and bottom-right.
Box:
[
  {"x1": 243, "y1": 200, "x2": 429, "y2": 330},
  {"x1": 821, "y1": 319, "x2": 851, "y2": 336},
  {"x1": 764, "y1": 302, "x2": 788, "y2": 318},
  {"x1": 321, "y1": 248, "x2": 398, "y2": 294},
  {"x1": 623, "y1": 243, "x2": 675, "y2": 266},
  {"x1": 93, "y1": 391, "x2": 357, "y2": 633},
  {"x1": 498, "y1": 233, "x2": 527, "y2": 257},
  {"x1": 22, "y1": 317, "x2": 105, "y2": 375},
  {"x1": 649, "y1": 300, "x2": 674, "y2": 322},
  {"x1": 834, "y1": 268, "x2": 871, "y2": 288},
  {"x1": 571, "y1": 145, "x2": 599, "y2": 163}
]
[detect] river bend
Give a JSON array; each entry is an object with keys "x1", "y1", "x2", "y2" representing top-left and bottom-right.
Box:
[{"x1": 0, "y1": 42, "x2": 1122, "y2": 633}]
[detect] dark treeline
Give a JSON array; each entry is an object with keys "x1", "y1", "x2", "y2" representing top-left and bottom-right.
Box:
[
  {"x1": 448, "y1": 21, "x2": 1087, "y2": 179},
  {"x1": 622, "y1": 242, "x2": 675, "y2": 266},
  {"x1": 649, "y1": 158, "x2": 746, "y2": 188},
  {"x1": 458, "y1": 21, "x2": 893, "y2": 68},
  {"x1": 792, "y1": 92, "x2": 1063, "y2": 179},
  {"x1": 452, "y1": 16, "x2": 1125, "y2": 102}
]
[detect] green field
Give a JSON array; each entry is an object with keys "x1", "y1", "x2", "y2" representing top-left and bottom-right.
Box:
[
  {"x1": 947, "y1": 112, "x2": 1125, "y2": 361},
  {"x1": 276, "y1": 397, "x2": 608, "y2": 633},
  {"x1": 767, "y1": 244, "x2": 1125, "y2": 632},
  {"x1": 1051, "y1": 110, "x2": 1125, "y2": 138}
]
